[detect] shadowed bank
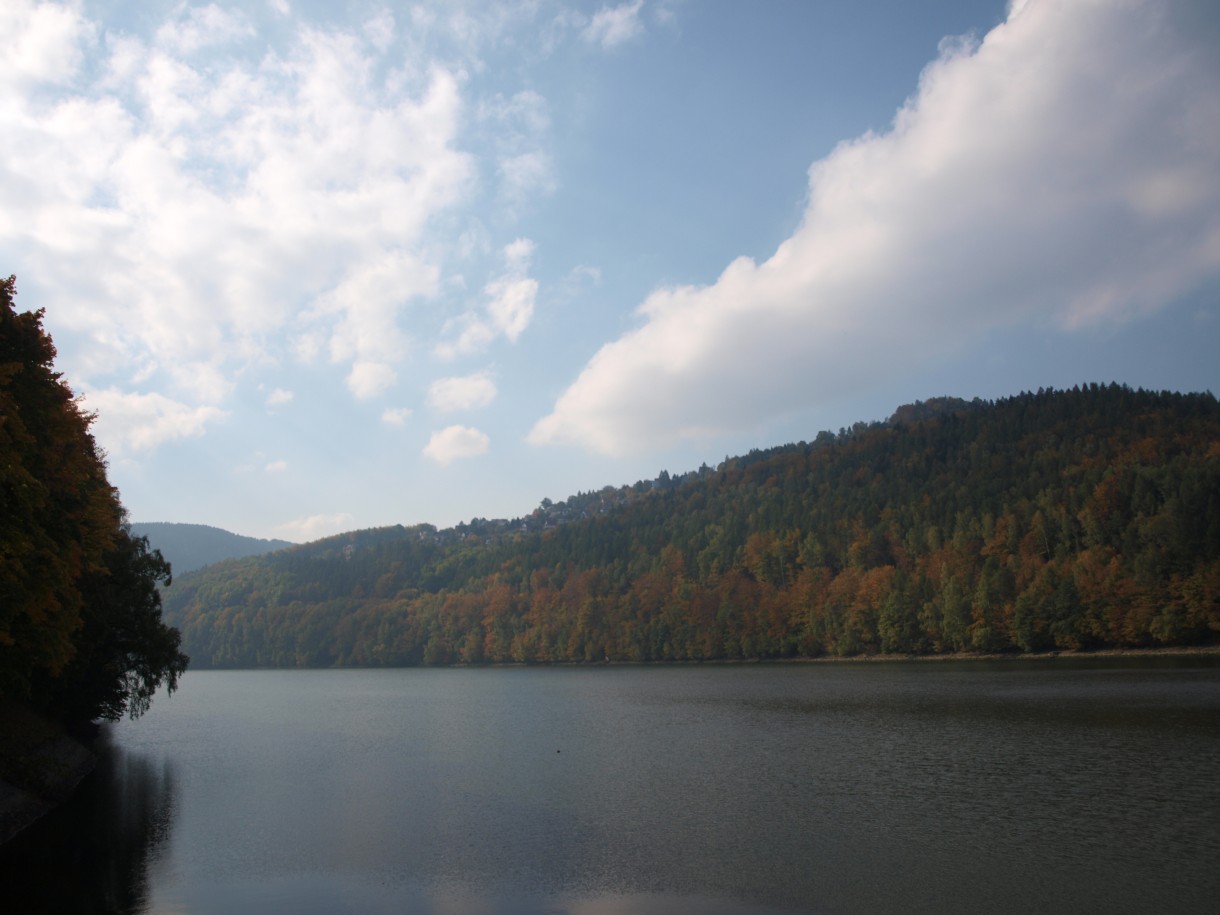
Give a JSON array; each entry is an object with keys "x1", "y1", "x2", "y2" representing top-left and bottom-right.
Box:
[{"x1": 0, "y1": 729, "x2": 177, "y2": 915}]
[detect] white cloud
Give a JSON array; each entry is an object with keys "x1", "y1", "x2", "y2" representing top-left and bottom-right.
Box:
[
  {"x1": 1, "y1": 4, "x2": 471, "y2": 426},
  {"x1": 435, "y1": 238, "x2": 538, "y2": 358},
  {"x1": 503, "y1": 237, "x2": 534, "y2": 269},
  {"x1": 266, "y1": 387, "x2": 294, "y2": 407},
  {"x1": 276, "y1": 512, "x2": 354, "y2": 541},
  {"x1": 346, "y1": 361, "x2": 397, "y2": 400},
  {"x1": 381, "y1": 406, "x2": 413, "y2": 426},
  {"x1": 1, "y1": 1, "x2": 91, "y2": 87},
  {"x1": 582, "y1": 0, "x2": 645, "y2": 50},
  {"x1": 427, "y1": 371, "x2": 497, "y2": 412},
  {"x1": 265, "y1": 459, "x2": 288, "y2": 473},
  {"x1": 82, "y1": 388, "x2": 227, "y2": 456},
  {"x1": 531, "y1": 0, "x2": 1220, "y2": 455},
  {"x1": 433, "y1": 317, "x2": 496, "y2": 361},
  {"x1": 314, "y1": 249, "x2": 439, "y2": 372},
  {"x1": 156, "y1": 5, "x2": 254, "y2": 55},
  {"x1": 486, "y1": 277, "x2": 537, "y2": 341},
  {"x1": 423, "y1": 424, "x2": 490, "y2": 465},
  {"x1": 172, "y1": 361, "x2": 234, "y2": 405}
]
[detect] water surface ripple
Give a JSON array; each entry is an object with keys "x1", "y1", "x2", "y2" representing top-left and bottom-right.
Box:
[{"x1": 4, "y1": 658, "x2": 1217, "y2": 914}]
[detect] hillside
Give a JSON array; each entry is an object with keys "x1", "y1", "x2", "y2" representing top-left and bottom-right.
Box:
[
  {"x1": 130, "y1": 523, "x2": 294, "y2": 575},
  {"x1": 162, "y1": 385, "x2": 1220, "y2": 666}
]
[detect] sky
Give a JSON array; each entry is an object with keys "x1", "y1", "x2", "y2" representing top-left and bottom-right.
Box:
[{"x1": 3, "y1": 0, "x2": 1219, "y2": 543}]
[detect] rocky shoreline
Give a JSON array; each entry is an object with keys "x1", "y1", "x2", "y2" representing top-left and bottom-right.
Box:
[{"x1": 0, "y1": 703, "x2": 97, "y2": 846}]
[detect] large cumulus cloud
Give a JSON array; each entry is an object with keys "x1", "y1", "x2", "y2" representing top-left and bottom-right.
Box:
[{"x1": 530, "y1": 0, "x2": 1220, "y2": 455}]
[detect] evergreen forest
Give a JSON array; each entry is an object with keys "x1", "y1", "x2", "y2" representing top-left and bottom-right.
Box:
[{"x1": 162, "y1": 384, "x2": 1220, "y2": 666}]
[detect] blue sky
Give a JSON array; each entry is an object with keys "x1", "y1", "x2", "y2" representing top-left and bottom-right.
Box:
[{"x1": 4, "y1": 0, "x2": 1219, "y2": 542}]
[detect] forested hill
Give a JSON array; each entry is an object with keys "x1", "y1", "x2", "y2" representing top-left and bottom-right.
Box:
[
  {"x1": 162, "y1": 385, "x2": 1220, "y2": 667},
  {"x1": 130, "y1": 523, "x2": 294, "y2": 575}
]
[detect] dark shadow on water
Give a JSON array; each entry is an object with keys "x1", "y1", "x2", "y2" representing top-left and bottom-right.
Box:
[{"x1": 0, "y1": 727, "x2": 177, "y2": 914}]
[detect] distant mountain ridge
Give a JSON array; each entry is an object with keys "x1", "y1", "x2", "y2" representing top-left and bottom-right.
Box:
[{"x1": 131, "y1": 522, "x2": 294, "y2": 575}]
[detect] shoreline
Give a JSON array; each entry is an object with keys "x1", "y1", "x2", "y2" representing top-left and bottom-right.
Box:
[
  {"x1": 180, "y1": 643, "x2": 1220, "y2": 671},
  {"x1": 779, "y1": 644, "x2": 1220, "y2": 663},
  {"x1": 593, "y1": 644, "x2": 1220, "y2": 665}
]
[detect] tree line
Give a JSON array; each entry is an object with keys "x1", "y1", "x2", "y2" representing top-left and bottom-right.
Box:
[{"x1": 163, "y1": 383, "x2": 1220, "y2": 666}]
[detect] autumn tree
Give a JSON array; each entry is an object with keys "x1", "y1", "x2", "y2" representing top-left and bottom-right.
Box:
[{"x1": 0, "y1": 276, "x2": 187, "y2": 720}]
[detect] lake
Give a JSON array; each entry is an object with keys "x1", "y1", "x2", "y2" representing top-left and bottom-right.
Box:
[{"x1": 3, "y1": 658, "x2": 1218, "y2": 914}]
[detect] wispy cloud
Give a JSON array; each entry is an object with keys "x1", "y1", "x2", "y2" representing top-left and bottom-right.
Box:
[
  {"x1": 155, "y1": 5, "x2": 255, "y2": 55},
  {"x1": 479, "y1": 90, "x2": 555, "y2": 206},
  {"x1": 531, "y1": 0, "x2": 1220, "y2": 455},
  {"x1": 427, "y1": 372, "x2": 498, "y2": 413},
  {"x1": 82, "y1": 388, "x2": 227, "y2": 456},
  {"x1": 486, "y1": 238, "x2": 538, "y2": 342},
  {"x1": 381, "y1": 406, "x2": 413, "y2": 426},
  {"x1": 435, "y1": 238, "x2": 538, "y2": 359},
  {"x1": 423, "y1": 424, "x2": 490, "y2": 466},
  {"x1": 266, "y1": 387, "x2": 294, "y2": 408},
  {"x1": 582, "y1": 1, "x2": 646, "y2": 50}
]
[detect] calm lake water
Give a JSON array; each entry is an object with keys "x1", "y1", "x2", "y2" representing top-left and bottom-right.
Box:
[{"x1": 4, "y1": 658, "x2": 1219, "y2": 914}]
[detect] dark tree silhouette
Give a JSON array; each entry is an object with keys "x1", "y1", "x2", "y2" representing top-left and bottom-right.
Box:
[{"x1": 1, "y1": 276, "x2": 187, "y2": 721}]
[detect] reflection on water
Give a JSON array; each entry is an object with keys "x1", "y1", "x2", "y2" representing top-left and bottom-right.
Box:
[
  {"x1": 0, "y1": 730, "x2": 177, "y2": 915},
  {"x1": 2, "y1": 658, "x2": 1218, "y2": 914}
]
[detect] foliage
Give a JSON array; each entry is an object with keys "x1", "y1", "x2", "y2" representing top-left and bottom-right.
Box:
[
  {"x1": 164, "y1": 384, "x2": 1220, "y2": 667},
  {"x1": 35, "y1": 529, "x2": 187, "y2": 721},
  {"x1": 0, "y1": 277, "x2": 187, "y2": 720}
]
